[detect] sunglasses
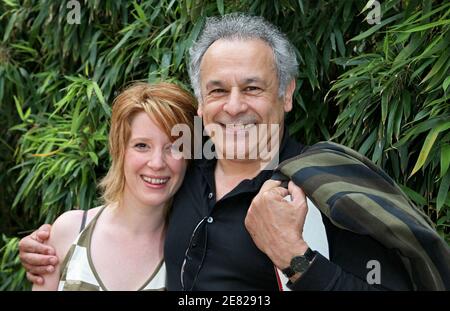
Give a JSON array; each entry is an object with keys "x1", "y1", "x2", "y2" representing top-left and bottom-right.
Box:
[{"x1": 180, "y1": 215, "x2": 213, "y2": 291}]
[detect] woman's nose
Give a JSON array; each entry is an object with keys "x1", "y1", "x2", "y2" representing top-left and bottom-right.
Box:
[{"x1": 146, "y1": 150, "x2": 167, "y2": 170}]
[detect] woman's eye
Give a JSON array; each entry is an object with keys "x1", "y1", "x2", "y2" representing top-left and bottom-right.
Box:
[
  {"x1": 134, "y1": 143, "x2": 148, "y2": 150},
  {"x1": 166, "y1": 144, "x2": 183, "y2": 158}
]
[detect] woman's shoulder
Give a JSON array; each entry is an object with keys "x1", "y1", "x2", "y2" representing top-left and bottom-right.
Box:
[
  {"x1": 53, "y1": 207, "x2": 101, "y2": 230},
  {"x1": 50, "y1": 207, "x2": 104, "y2": 247}
]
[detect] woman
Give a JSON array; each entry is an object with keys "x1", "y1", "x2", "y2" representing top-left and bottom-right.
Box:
[{"x1": 32, "y1": 82, "x2": 196, "y2": 291}]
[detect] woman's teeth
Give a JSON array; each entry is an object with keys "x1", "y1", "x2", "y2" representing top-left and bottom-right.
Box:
[{"x1": 142, "y1": 176, "x2": 169, "y2": 184}]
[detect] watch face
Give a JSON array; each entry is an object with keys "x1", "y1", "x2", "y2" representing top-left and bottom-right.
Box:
[{"x1": 291, "y1": 256, "x2": 310, "y2": 273}]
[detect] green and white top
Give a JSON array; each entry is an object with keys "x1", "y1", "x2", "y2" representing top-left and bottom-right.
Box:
[{"x1": 58, "y1": 206, "x2": 166, "y2": 291}]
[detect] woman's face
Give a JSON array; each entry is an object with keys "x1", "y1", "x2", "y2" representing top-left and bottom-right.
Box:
[{"x1": 123, "y1": 111, "x2": 187, "y2": 209}]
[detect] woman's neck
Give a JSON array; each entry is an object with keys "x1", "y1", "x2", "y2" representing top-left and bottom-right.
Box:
[{"x1": 105, "y1": 196, "x2": 166, "y2": 237}]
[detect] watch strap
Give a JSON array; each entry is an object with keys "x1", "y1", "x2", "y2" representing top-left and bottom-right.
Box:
[{"x1": 281, "y1": 248, "x2": 316, "y2": 278}]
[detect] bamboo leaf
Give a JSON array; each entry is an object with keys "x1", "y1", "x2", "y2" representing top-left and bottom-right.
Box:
[
  {"x1": 401, "y1": 19, "x2": 450, "y2": 32},
  {"x1": 443, "y1": 76, "x2": 450, "y2": 92},
  {"x1": 13, "y1": 96, "x2": 24, "y2": 121},
  {"x1": 3, "y1": 11, "x2": 18, "y2": 42},
  {"x1": 350, "y1": 13, "x2": 403, "y2": 42},
  {"x1": 92, "y1": 82, "x2": 111, "y2": 117},
  {"x1": 335, "y1": 28, "x2": 346, "y2": 57},
  {"x1": 87, "y1": 152, "x2": 99, "y2": 166},
  {"x1": 217, "y1": 0, "x2": 224, "y2": 15},
  {"x1": 109, "y1": 30, "x2": 134, "y2": 56},
  {"x1": 132, "y1": 1, "x2": 147, "y2": 22},
  {"x1": 441, "y1": 144, "x2": 450, "y2": 178},
  {"x1": 421, "y1": 49, "x2": 450, "y2": 85},
  {"x1": 399, "y1": 184, "x2": 427, "y2": 206},
  {"x1": 437, "y1": 174, "x2": 450, "y2": 213},
  {"x1": 410, "y1": 122, "x2": 450, "y2": 177}
]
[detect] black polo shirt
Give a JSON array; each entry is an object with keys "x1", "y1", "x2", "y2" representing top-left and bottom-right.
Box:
[
  {"x1": 165, "y1": 129, "x2": 304, "y2": 290},
  {"x1": 164, "y1": 131, "x2": 412, "y2": 291}
]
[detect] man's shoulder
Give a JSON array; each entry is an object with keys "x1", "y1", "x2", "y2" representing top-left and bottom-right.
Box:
[{"x1": 280, "y1": 135, "x2": 307, "y2": 161}]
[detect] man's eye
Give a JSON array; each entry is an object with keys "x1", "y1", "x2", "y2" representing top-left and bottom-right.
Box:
[
  {"x1": 210, "y1": 89, "x2": 226, "y2": 95},
  {"x1": 244, "y1": 86, "x2": 261, "y2": 92}
]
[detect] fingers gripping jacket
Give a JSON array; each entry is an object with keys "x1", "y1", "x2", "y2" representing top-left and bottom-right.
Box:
[{"x1": 272, "y1": 141, "x2": 450, "y2": 291}]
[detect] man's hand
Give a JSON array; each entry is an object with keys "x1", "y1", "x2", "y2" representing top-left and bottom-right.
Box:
[
  {"x1": 18, "y1": 224, "x2": 58, "y2": 285},
  {"x1": 245, "y1": 180, "x2": 309, "y2": 271}
]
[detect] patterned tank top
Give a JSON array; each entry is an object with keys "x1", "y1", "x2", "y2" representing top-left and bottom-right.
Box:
[{"x1": 58, "y1": 206, "x2": 166, "y2": 291}]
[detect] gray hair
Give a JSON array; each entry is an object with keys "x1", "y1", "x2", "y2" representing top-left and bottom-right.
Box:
[{"x1": 188, "y1": 13, "x2": 298, "y2": 101}]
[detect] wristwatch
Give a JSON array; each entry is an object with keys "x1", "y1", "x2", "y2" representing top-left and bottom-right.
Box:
[{"x1": 281, "y1": 247, "x2": 316, "y2": 278}]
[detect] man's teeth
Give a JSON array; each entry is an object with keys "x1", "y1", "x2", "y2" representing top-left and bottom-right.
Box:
[
  {"x1": 226, "y1": 124, "x2": 255, "y2": 129},
  {"x1": 142, "y1": 176, "x2": 169, "y2": 184}
]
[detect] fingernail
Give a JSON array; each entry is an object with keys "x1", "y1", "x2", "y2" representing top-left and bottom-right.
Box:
[
  {"x1": 47, "y1": 266, "x2": 54, "y2": 273},
  {"x1": 49, "y1": 257, "x2": 57, "y2": 264}
]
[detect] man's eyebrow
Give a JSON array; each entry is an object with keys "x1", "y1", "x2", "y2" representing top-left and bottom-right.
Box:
[
  {"x1": 205, "y1": 80, "x2": 224, "y2": 89},
  {"x1": 205, "y1": 77, "x2": 264, "y2": 89}
]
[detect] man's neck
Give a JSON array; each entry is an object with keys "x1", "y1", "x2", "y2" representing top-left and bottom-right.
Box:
[
  {"x1": 214, "y1": 158, "x2": 262, "y2": 200},
  {"x1": 212, "y1": 125, "x2": 286, "y2": 200}
]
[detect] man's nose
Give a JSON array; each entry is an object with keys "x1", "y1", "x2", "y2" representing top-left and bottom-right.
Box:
[
  {"x1": 223, "y1": 88, "x2": 248, "y2": 116},
  {"x1": 146, "y1": 149, "x2": 167, "y2": 170}
]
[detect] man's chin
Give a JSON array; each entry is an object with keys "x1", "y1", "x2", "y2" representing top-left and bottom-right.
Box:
[{"x1": 214, "y1": 141, "x2": 263, "y2": 160}]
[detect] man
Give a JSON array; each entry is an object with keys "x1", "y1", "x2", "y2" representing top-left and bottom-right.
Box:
[{"x1": 19, "y1": 14, "x2": 413, "y2": 290}]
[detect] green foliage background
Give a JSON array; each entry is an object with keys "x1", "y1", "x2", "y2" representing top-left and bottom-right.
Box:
[{"x1": 1, "y1": 0, "x2": 449, "y2": 290}]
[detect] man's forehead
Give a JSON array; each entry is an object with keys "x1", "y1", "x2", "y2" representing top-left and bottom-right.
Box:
[
  {"x1": 203, "y1": 37, "x2": 272, "y2": 55},
  {"x1": 201, "y1": 41, "x2": 276, "y2": 68}
]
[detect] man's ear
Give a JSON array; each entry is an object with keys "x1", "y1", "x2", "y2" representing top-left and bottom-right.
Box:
[
  {"x1": 197, "y1": 103, "x2": 203, "y2": 117},
  {"x1": 283, "y1": 79, "x2": 296, "y2": 112}
]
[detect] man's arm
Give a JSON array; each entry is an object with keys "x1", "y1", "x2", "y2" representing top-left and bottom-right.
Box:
[
  {"x1": 31, "y1": 210, "x2": 84, "y2": 290},
  {"x1": 31, "y1": 230, "x2": 61, "y2": 291},
  {"x1": 19, "y1": 224, "x2": 59, "y2": 285},
  {"x1": 245, "y1": 180, "x2": 384, "y2": 291}
]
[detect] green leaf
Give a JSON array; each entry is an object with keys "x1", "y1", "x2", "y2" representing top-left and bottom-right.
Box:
[
  {"x1": 395, "y1": 116, "x2": 448, "y2": 147},
  {"x1": 381, "y1": 92, "x2": 388, "y2": 125},
  {"x1": 335, "y1": 28, "x2": 345, "y2": 57},
  {"x1": 421, "y1": 49, "x2": 450, "y2": 85},
  {"x1": 92, "y1": 82, "x2": 110, "y2": 117},
  {"x1": 3, "y1": 11, "x2": 17, "y2": 42},
  {"x1": 443, "y1": 76, "x2": 450, "y2": 92},
  {"x1": 87, "y1": 152, "x2": 99, "y2": 166},
  {"x1": 298, "y1": 0, "x2": 304, "y2": 14},
  {"x1": 437, "y1": 174, "x2": 450, "y2": 213},
  {"x1": 132, "y1": 1, "x2": 147, "y2": 22},
  {"x1": 217, "y1": 0, "x2": 224, "y2": 15},
  {"x1": 410, "y1": 121, "x2": 450, "y2": 177},
  {"x1": 13, "y1": 96, "x2": 24, "y2": 121},
  {"x1": 401, "y1": 19, "x2": 450, "y2": 32},
  {"x1": 441, "y1": 144, "x2": 450, "y2": 178},
  {"x1": 109, "y1": 30, "x2": 134, "y2": 56},
  {"x1": 399, "y1": 184, "x2": 427, "y2": 206},
  {"x1": 151, "y1": 23, "x2": 175, "y2": 44},
  {"x1": 350, "y1": 13, "x2": 404, "y2": 42}
]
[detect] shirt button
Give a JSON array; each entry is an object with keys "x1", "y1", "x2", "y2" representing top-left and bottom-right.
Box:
[
  {"x1": 207, "y1": 216, "x2": 214, "y2": 223},
  {"x1": 208, "y1": 192, "x2": 214, "y2": 199}
]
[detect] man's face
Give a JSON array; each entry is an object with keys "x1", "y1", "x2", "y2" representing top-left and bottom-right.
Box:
[{"x1": 197, "y1": 39, "x2": 294, "y2": 161}]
